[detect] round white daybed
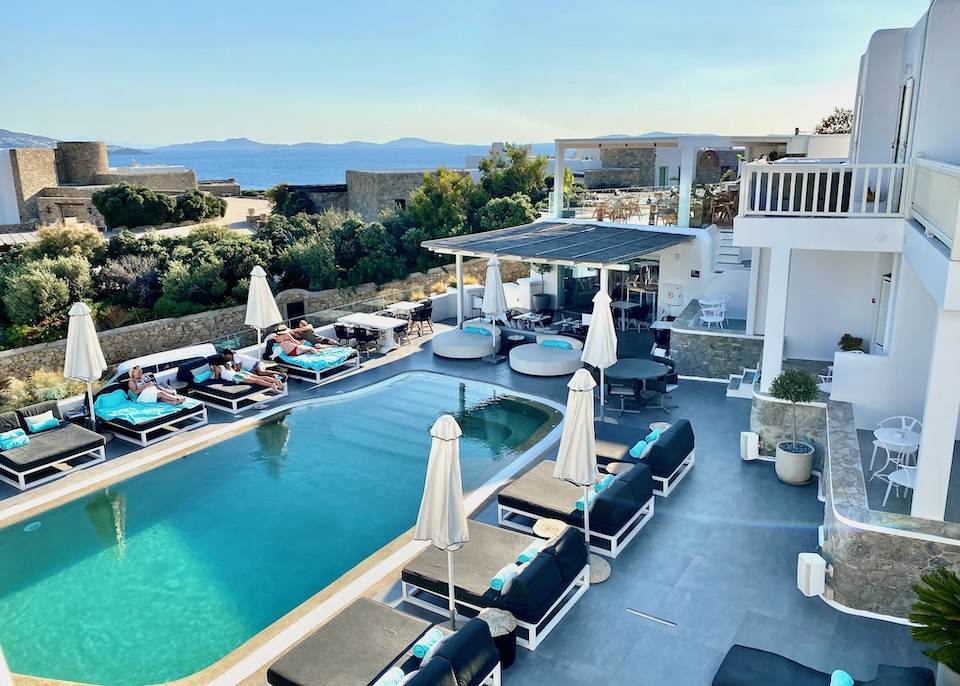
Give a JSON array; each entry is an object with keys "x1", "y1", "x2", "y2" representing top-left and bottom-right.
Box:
[
  {"x1": 432, "y1": 324, "x2": 502, "y2": 360},
  {"x1": 509, "y1": 334, "x2": 584, "y2": 376}
]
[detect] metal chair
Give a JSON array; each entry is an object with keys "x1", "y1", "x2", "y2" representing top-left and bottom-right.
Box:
[
  {"x1": 333, "y1": 324, "x2": 354, "y2": 347},
  {"x1": 868, "y1": 416, "x2": 922, "y2": 472},
  {"x1": 882, "y1": 465, "x2": 917, "y2": 507},
  {"x1": 351, "y1": 327, "x2": 380, "y2": 357},
  {"x1": 411, "y1": 302, "x2": 434, "y2": 335},
  {"x1": 645, "y1": 356, "x2": 679, "y2": 413},
  {"x1": 607, "y1": 379, "x2": 642, "y2": 416},
  {"x1": 699, "y1": 302, "x2": 726, "y2": 329}
]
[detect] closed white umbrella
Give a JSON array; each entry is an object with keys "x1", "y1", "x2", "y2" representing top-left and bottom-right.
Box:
[
  {"x1": 581, "y1": 290, "x2": 618, "y2": 421},
  {"x1": 481, "y1": 256, "x2": 509, "y2": 363},
  {"x1": 245, "y1": 265, "x2": 284, "y2": 354},
  {"x1": 64, "y1": 302, "x2": 107, "y2": 429},
  {"x1": 414, "y1": 415, "x2": 469, "y2": 629},
  {"x1": 0, "y1": 644, "x2": 14, "y2": 686},
  {"x1": 554, "y1": 369, "x2": 600, "y2": 566}
]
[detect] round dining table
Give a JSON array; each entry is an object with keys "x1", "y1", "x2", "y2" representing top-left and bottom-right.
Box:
[
  {"x1": 606, "y1": 359, "x2": 669, "y2": 383},
  {"x1": 874, "y1": 427, "x2": 921, "y2": 454}
]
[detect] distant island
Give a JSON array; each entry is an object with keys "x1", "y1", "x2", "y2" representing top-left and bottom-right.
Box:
[{"x1": 0, "y1": 128, "x2": 147, "y2": 154}]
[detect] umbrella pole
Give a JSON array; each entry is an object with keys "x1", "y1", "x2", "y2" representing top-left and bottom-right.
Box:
[
  {"x1": 256, "y1": 327, "x2": 263, "y2": 356},
  {"x1": 86, "y1": 381, "x2": 97, "y2": 431},
  {"x1": 583, "y1": 485, "x2": 592, "y2": 568},
  {"x1": 599, "y1": 368, "x2": 606, "y2": 422},
  {"x1": 447, "y1": 549, "x2": 457, "y2": 630}
]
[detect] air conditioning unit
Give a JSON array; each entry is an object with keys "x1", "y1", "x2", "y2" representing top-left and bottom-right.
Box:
[{"x1": 740, "y1": 431, "x2": 759, "y2": 461}]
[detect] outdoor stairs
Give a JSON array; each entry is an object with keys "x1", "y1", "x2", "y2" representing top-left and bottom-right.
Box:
[
  {"x1": 726, "y1": 367, "x2": 758, "y2": 398},
  {"x1": 716, "y1": 228, "x2": 742, "y2": 270}
]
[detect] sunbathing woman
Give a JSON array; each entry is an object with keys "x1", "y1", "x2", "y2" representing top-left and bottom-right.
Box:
[
  {"x1": 273, "y1": 326, "x2": 318, "y2": 356},
  {"x1": 128, "y1": 366, "x2": 184, "y2": 405},
  {"x1": 212, "y1": 357, "x2": 284, "y2": 393}
]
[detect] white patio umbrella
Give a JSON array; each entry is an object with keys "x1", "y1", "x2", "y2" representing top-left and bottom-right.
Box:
[
  {"x1": 0, "y1": 644, "x2": 14, "y2": 686},
  {"x1": 64, "y1": 302, "x2": 107, "y2": 429},
  {"x1": 581, "y1": 290, "x2": 618, "y2": 421},
  {"x1": 414, "y1": 414, "x2": 470, "y2": 629},
  {"x1": 554, "y1": 369, "x2": 600, "y2": 568},
  {"x1": 245, "y1": 265, "x2": 283, "y2": 354},
  {"x1": 481, "y1": 256, "x2": 509, "y2": 362}
]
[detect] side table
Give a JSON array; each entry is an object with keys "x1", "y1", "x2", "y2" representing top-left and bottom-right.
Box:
[
  {"x1": 477, "y1": 608, "x2": 518, "y2": 669},
  {"x1": 532, "y1": 518, "x2": 611, "y2": 584}
]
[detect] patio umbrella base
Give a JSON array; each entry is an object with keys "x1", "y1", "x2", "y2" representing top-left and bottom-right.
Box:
[
  {"x1": 589, "y1": 554, "x2": 611, "y2": 583},
  {"x1": 484, "y1": 354, "x2": 507, "y2": 364}
]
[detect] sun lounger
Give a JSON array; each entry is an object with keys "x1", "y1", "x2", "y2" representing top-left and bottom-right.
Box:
[
  {"x1": 497, "y1": 460, "x2": 655, "y2": 558},
  {"x1": 595, "y1": 419, "x2": 696, "y2": 496},
  {"x1": 267, "y1": 598, "x2": 501, "y2": 686},
  {"x1": 713, "y1": 645, "x2": 935, "y2": 686},
  {"x1": 177, "y1": 356, "x2": 288, "y2": 414},
  {"x1": 0, "y1": 400, "x2": 105, "y2": 490},
  {"x1": 92, "y1": 383, "x2": 208, "y2": 447},
  {"x1": 401, "y1": 521, "x2": 589, "y2": 651},
  {"x1": 508, "y1": 335, "x2": 583, "y2": 377},
  {"x1": 264, "y1": 336, "x2": 360, "y2": 383},
  {"x1": 432, "y1": 324, "x2": 502, "y2": 360}
]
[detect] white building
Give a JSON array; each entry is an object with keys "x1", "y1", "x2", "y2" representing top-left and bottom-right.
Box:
[{"x1": 734, "y1": 0, "x2": 960, "y2": 522}]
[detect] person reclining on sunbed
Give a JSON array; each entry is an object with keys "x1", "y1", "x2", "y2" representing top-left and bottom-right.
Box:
[
  {"x1": 292, "y1": 320, "x2": 340, "y2": 347},
  {"x1": 221, "y1": 348, "x2": 287, "y2": 383},
  {"x1": 128, "y1": 366, "x2": 184, "y2": 405},
  {"x1": 211, "y1": 356, "x2": 284, "y2": 393},
  {"x1": 274, "y1": 325, "x2": 321, "y2": 356}
]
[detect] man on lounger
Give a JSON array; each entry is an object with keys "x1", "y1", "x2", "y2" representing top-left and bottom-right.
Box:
[
  {"x1": 292, "y1": 320, "x2": 339, "y2": 347},
  {"x1": 211, "y1": 356, "x2": 284, "y2": 393},
  {"x1": 221, "y1": 348, "x2": 288, "y2": 383}
]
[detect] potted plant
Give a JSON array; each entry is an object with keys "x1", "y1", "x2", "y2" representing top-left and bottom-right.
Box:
[
  {"x1": 769, "y1": 369, "x2": 819, "y2": 485},
  {"x1": 532, "y1": 263, "x2": 553, "y2": 311},
  {"x1": 910, "y1": 567, "x2": 960, "y2": 685},
  {"x1": 839, "y1": 333, "x2": 864, "y2": 352}
]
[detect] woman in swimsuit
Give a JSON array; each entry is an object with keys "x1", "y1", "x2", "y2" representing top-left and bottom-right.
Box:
[{"x1": 128, "y1": 366, "x2": 184, "y2": 405}]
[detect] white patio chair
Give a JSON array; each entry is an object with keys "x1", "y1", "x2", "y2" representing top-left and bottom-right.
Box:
[
  {"x1": 818, "y1": 368, "x2": 833, "y2": 394},
  {"x1": 868, "y1": 416, "x2": 922, "y2": 471},
  {"x1": 882, "y1": 465, "x2": 917, "y2": 507},
  {"x1": 699, "y1": 302, "x2": 726, "y2": 329}
]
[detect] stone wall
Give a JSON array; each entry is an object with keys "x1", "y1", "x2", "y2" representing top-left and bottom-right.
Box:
[
  {"x1": 93, "y1": 170, "x2": 198, "y2": 192},
  {"x1": 671, "y1": 328, "x2": 764, "y2": 380},
  {"x1": 9, "y1": 148, "x2": 58, "y2": 220},
  {"x1": 584, "y1": 169, "x2": 643, "y2": 190},
  {"x1": 295, "y1": 185, "x2": 349, "y2": 214},
  {"x1": 346, "y1": 169, "x2": 470, "y2": 222},
  {"x1": 748, "y1": 394, "x2": 827, "y2": 470},
  {"x1": 56, "y1": 142, "x2": 109, "y2": 184},
  {"x1": 37, "y1": 196, "x2": 103, "y2": 227},
  {"x1": 197, "y1": 179, "x2": 241, "y2": 197}
]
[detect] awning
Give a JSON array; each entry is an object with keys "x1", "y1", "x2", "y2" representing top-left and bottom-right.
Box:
[
  {"x1": 0, "y1": 231, "x2": 37, "y2": 247},
  {"x1": 422, "y1": 221, "x2": 694, "y2": 269}
]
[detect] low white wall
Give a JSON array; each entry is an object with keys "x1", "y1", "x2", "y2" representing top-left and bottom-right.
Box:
[{"x1": 654, "y1": 232, "x2": 716, "y2": 319}]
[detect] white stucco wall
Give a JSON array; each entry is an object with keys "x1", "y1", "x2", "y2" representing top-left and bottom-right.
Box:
[
  {"x1": 0, "y1": 150, "x2": 20, "y2": 225},
  {"x1": 783, "y1": 249, "x2": 882, "y2": 361},
  {"x1": 852, "y1": 29, "x2": 908, "y2": 164},
  {"x1": 910, "y1": 0, "x2": 960, "y2": 165}
]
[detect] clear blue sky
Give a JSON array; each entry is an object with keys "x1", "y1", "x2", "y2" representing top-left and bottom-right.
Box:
[{"x1": 1, "y1": 0, "x2": 932, "y2": 147}]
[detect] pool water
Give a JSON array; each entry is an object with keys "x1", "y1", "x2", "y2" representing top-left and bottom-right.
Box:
[{"x1": 0, "y1": 373, "x2": 560, "y2": 686}]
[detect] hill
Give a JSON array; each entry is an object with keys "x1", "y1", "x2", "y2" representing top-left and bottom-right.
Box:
[{"x1": 0, "y1": 128, "x2": 146, "y2": 154}]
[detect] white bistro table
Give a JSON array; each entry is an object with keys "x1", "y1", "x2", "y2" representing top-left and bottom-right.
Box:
[
  {"x1": 386, "y1": 301, "x2": 421, "y2": 320},
  {"x1": 610, "y1": 301, "x2": 637, "y2": 331},
  {"x1": 874, "y1": 427, "x2": 922, "y2": 456},
  {"x1": 337, "y1": 312, "x2": 408, "y2": 353}
]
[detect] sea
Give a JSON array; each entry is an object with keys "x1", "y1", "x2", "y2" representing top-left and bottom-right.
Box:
[{"x1": 107, "y1": 144, "x2": 553, "y2": 190}]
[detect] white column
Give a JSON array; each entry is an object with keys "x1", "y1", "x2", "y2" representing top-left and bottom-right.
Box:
[
  {"x1": 677, "y1": 145, "x2": 696, "y2": 228},
  {"x1": 553, "y1": 144, "x2": 565, "y2": 219},
  {"x1": 455, "y1": 254, "x2": 464, "y2": 329},
  {"x1": 759, "y1": 247, "x2": 791, "y2": 393},
  {"x1": 911, "y1": 309, "x2": 960, "y2": 521},
  {"x1": 745, "y1": 247, "x2": 761, "y2": 335},
  {"x1": 599, "y1": 267, "x2": 609, "y2": 295}
]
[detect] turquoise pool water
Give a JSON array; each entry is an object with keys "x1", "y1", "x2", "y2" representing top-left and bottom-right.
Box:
[{"x1": 0, "y1": 373, "x2": 560, "y2": 686}]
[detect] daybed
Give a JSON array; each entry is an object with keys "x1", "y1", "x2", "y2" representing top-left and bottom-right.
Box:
[
  {"x1": 177, "y1": 356, "x2": 288, "y2": 414},
  {"x1": 267, "y1": 598, "x2": 501, "y2": 686},
  {"x1": 402, "y1": 521, "x2": 589, "y2": 651},
  {"x1": 596, "y1": 419, "x2": 695, "y2": 497},
  {"x1": 0, "y1": 400, "x2": 105, "y2": 490},
  {"x1": 92, "y1": 383, "x2": 208, "y2": 447},
  {"x1": 497, "y1": 460, "x2": 654, "y2": 558},
  {"x1": 432, "y1": 324, "x2": 502, "y2": 360},
  {"x1": 713, "y1": 645, "x2": 935, "y2": 686},
  {"x1": 508, "y1": 335, "x2": 583, "y2": 377},
  {"x1": 264, "y1": 336, "x2": 360, "y2": 383}
]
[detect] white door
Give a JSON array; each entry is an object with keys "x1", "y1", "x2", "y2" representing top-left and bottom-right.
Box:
[{"x1": 874, "y1": 274, "x2": 892, "y2": 352}]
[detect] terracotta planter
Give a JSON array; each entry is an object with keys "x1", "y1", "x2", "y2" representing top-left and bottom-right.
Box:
[
  {"x1": 775, "y1": 441, "x2": 814, "y2": 485},
  {"x1": 938, "y1": 663, "x2": 960, "y2": 686}
]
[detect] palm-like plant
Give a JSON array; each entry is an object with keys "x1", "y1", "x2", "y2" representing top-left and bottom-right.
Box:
[
  {"x1": 910, "y1": 567, "x2": 960, "y2": 672},
  {"x1": 769, "y1": 369, "x2": 819, "y2": 452}
]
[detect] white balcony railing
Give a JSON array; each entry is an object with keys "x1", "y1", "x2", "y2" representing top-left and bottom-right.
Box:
[
  {"x1": 739, "y1": 163, "x2": 908, "y2": 219},
  {"x1": 910, "y1": 159, "x2": 960, "y2": 255}
]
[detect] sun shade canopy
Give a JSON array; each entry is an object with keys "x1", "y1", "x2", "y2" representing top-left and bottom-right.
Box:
[{"x1": 422, "y1": 221, "x2": 694, "y2": 269}]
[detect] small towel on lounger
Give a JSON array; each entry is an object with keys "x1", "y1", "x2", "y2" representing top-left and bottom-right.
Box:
[
  {"x1": 575, "y1": 490, "x2": 598, "y2": 511},
  {"x1": 490, "y1": 562, "x2": 520, "y2": 591},
  {"x1": 372, "y1": 667, "x2": 405, "y2": 686},
  {"x1": 412, "y1": 627, "x2": 443, "y2": 659},
  {"x1": 831, "y1": 671, "x2": 854, "y2": 686},
  {"x1": 594, "y1": 474, "x2": 616, "y2": 493},
  {"x1": 645, "y1": 428, "x2": 663, "y2": 443},
  {"x1": 629, "y1": 440, "x2": 648, "y2": 457},
  {"x1": 0, "y1": 428, "x2": 25, "y2": 443},
  {"x1": 0, "y1": 433, "x2": 28, "y2": 450},
  {"x1": 517, "y1": 539, "x2": 546, "y2": 564}
]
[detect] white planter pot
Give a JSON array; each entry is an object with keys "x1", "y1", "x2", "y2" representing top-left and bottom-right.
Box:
[
  {"x1": 938, "y1": 662, "x2": 960, "y2": 686},
  {"x1": 775, "y1": 441, "x2": 814, "y2": 485}
]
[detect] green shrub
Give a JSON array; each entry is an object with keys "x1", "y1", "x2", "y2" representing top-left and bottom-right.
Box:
[
  {"x1": 96, "y1": 255, "x2": 161, "y2": 309},
  {"x1": 39, "y1": 255, "x2": 92, "y2": 304},
  {"x1": 475, "y1": 193, "x2": 537, "y2": 232},
  {"x1": 204, "y1": 192, "x2": 227, "y2": 218},
  {"x1": 25, "y1": 223, "x2": 104, "y2": 260},
  {"x1": 175, "y1": 189, "x2": 208, "y2": 222},
  {"x1": 910, "y1": 567, "x2": 960, "y2": 672},
  {"x1": 3, "y1": 267, "x2": 71, "y2": 325},
  {"x1": 152, "y1": 295, "x2": 205, "y2": 319},
  {"x1": 4, "y1": 318, "x2": 68, "y2": 348},
  {"x1": 769, "y1": 369, "x2": 819, "y2": 451},
  {"x1": 0, "y1": 369, "x2": 93, "y2": 411},
  {"x1": 92, "y1": 183, "x2": 176, "y2": 229}
]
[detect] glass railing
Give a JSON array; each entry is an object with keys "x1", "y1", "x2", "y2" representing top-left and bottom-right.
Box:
[
  {"x1": 911, "y1": 159, "x2": 960, "y2": 257},
  {"x1": 555, "y1": 184, "x2": 733, "y2": 227}
]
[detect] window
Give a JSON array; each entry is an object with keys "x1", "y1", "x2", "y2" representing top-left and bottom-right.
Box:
[
  {"x1": 395, "y1": 198, "x2": 407, "y2": 211},
  {"x1": 658, "y1": 166, "x2": 668, "y2": 187}
]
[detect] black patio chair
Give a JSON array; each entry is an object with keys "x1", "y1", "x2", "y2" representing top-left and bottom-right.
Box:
[
  {"x1": 352, "y1": 327, "x2": 380, "y2": 357},
  {"x1": 535, "y1": 308, "x2": 554, "y2": 328},
  {"x1": 333, "y1": 324, "x2": 353, "y2": 347},
  {"x1": 411, "y1": 302, "x2": 433, "y2": 335}
]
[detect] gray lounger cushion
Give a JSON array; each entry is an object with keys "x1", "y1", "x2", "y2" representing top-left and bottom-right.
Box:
[
  {"x1": 429, "y1": 615, "x2": 499, "y2": 686},
  {"x1": 267, "y1": 598, "x2": 431, "y2": 686},
  {"x1": 0, "y1": 419, "x2": 104, "y2": 471},
  {"x1": 713, "y1": 645, "x2": 935, "y2": 686},
  {"x1": 497, "y1": 460, "x2": 654, "y2": 536},
  {"x1": 596, "y1": 419, "x2": 695, "y2": 478},
  {"x1": 402, "y1": 521, "x2": 586, "y2": 624}
]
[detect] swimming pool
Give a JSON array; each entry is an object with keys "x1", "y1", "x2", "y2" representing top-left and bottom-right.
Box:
[{"x1": 0, "y1": 373, "x2": 561, "y2": 686}]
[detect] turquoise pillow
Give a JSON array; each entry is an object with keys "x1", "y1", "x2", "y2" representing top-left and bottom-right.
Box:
[
  {"x1": 100, "y1": 389, "x2": 127, "y2": 408},
  {"x1": 464, "y1": 326, "x2": 492, "y2": 336},
  {"x1": 127, "y1": 389, "x2": 139, "y2": 402},
  {"x1": 24, "y1": 411, "x2": 59, "y2": 433},
  {"x1": 542, "y1": 339, "x2": 572, "y2": 350},
  {"x1": 194, "y1": 370, "x2": 213, "y2": 383},
  {"x1": 830, "y1": 671, "x2": 854, "y2": 686}
]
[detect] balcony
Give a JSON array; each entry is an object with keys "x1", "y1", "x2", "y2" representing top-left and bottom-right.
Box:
[{"x1": 910, "y1": 158, "x2": 960, "y2": 260}]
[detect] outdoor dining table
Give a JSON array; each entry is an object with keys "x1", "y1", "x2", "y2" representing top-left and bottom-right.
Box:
[
  {"x1": 699, "y1": 296, "x2": 727, "y2": 308},
  {"x1": 514, "y1": 312, "x2": 547, "y2": 330},
  {"x1": 604, "y1": 359, "x2": 670, "y2": 414},
  {"x1": 610, "y1": 301, "x2": 638, "y2": 331},
  {"x1": 874, "y1": 427, "x2": 922, "y2": 457},
  {"x1": 336, "y1": 312, "x2": 408, "y2": 353},
  {"x1": 385, "y1": 301, "x2": 422, "y2": 320}
]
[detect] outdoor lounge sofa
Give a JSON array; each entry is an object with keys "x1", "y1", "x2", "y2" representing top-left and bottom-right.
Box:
[
  {"x1": 713, "y1": 645, "x2": 935, "y2": 686},
  {"x1": 432, "y1": 324, "x2": 502, "y2": 360},
  {"x1": 267, "y1": 598, "x2": 501, "y2": 686},
  {"x1": 595, "y1": 419, "x2": 696, "y2": 497},
  {"x1": 401, "y1": 521, "x2": 589, "y2": 651},
  {"x1": 92, "y1": 383, "x2": 208, "y2": 447},
  {"x1": 497, "y1": 460, "x2": 655, "y2": 558},
  {"x1": 177, "y1": 356, "x2": 288, "y2": 413},
  {"x1": 0, "y1": 400, "x2": 105, "y2": 490},
  {"x1": 508, "y1": 335, "x2": 583, "y2": 377},
  {"x1": 264, "y1": 336, "x2": 360, "y2": 383}
]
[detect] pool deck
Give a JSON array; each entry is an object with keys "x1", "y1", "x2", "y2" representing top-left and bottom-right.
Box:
[{"x1": 0, "y1": 322, "x2": 933, "y2": 686}]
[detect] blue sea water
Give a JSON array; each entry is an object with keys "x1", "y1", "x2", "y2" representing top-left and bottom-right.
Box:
[
  {"x1": 108, "y1": 145, "x2": 501, "y2": 189},
  {"x1": 0, "y1": 373, "x2": 560, "y2": 686}
]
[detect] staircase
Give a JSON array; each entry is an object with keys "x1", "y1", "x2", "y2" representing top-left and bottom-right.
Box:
[
  {"x1": 715, "y1": 228, "x2": 742, "y2": 270},
  {"x1": 726, "y1": 367, "x2": 758, "y2": 398}
]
